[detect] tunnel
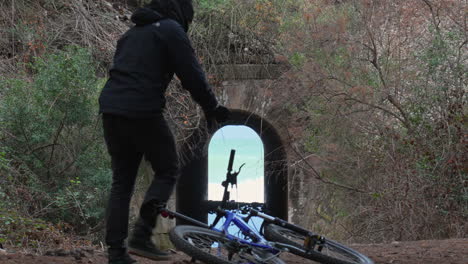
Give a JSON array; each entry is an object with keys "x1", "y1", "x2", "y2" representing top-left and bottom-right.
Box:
[{"x1": 176, "y1": 109, "x2": 288, "y2": 224}]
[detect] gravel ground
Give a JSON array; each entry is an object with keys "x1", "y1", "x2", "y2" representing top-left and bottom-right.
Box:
[{"x1": 0, "y1": 239, "x2": 467, "y2": 264}]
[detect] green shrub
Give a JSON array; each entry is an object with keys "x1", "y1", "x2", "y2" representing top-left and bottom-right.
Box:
[
  {"x1": 197, "y1": 0, "x2": 228, "y2": 10},
  {"x1": 0, "y1": 46, "x2": 111, "y2": 235}
]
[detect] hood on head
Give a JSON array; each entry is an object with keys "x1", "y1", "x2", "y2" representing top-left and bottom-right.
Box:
[
  {"x1": 131, "y1": 7, "x2": 164, "y2": 26},
  {"x1": 178, "y1": 0, "x2": 194, "y2": 26},
  {"x1": 145, "y1": 0, "x2": 194, "y2": 32}
]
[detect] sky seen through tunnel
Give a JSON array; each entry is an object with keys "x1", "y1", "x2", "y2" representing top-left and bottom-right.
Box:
[{"x1": 208, "y1": 125, "x2": 264, "y2": 203}]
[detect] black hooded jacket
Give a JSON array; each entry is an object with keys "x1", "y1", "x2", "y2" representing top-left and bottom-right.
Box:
[{"x1": 99, "y1": 6, "x2": 218, "y2": 118}]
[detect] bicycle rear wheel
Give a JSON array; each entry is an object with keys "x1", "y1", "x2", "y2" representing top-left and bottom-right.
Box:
[
  {"x1": 264, "y1": 224, "x2": 373, "y2": 264},
  {"x1": 170, "y1": 225, "x2": 285, "y2": 264}
]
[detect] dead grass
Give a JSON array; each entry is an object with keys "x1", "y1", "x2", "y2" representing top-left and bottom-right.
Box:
[{"x1": 0, "y1": 0, "x2": 130, "y2": 76}]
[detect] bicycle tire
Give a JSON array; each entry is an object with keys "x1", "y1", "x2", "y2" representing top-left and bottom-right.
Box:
[
  {"x1": 264, "y1": 224, "x2": 373, "y2": 264},
  {"x1": 170, "y1": 225, "x2": 285, "y2": 264}
]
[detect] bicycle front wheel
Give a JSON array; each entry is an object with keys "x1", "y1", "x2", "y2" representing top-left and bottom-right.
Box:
[
  {"x1": 170, "y1": 225, "x2": 285, "y2": 264},
  {"x1": 264, "y1": 224, "x2": 373, "y2": 264}
]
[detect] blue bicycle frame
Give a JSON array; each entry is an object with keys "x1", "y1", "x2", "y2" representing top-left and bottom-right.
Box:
[
  {"x1": 212, "y1": 210, "x2": 278, "y2": 253},
  {"x1": 159, "y1": 149, "x2": 281, "y2": 258},
  {"x1": 160, "y1": 206, "x2": 282, "y2": 258}
]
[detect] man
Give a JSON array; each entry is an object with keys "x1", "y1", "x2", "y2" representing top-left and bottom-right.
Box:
[{"x1": 98, "y1": 0, "x2": 229, "y2": 263}]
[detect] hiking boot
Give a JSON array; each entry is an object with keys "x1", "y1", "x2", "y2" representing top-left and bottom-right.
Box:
[
  {"x1": 128, "y1": 218, "x2": 171, "y2": 261},
  {"x1": 128, "y1": 236, "x2": 171, "y2": 261},
  {"x1": 108, "y1": 248, "x2": 138, "y2": 264}
]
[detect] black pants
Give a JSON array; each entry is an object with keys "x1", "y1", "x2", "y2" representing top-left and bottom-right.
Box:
[{"x1": 102, "y1": 113, "x2": 179, "y2": 247}]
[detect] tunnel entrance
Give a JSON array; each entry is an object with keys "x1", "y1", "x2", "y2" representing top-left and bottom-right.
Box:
[
  {"x1": 208, "y1": 125, "x2": 264, "y2": 203},
  {"x1": 176, "y1": 110, "x2": 288, "y2": 224},
  {"x1": 207, "y1": 125, "x2": 265, "y2": 229}
]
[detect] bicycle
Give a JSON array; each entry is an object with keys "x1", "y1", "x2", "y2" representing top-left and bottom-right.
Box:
[{"x1": 160, "y1": 149, "x2": 374, "y2": 264}]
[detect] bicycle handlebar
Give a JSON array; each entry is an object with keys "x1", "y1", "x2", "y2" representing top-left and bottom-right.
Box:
[{"x1": 227, "y1": 149, "x2": 235, "y2": 172}]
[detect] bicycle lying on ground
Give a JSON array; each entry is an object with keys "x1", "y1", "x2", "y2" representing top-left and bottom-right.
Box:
[{"x1": 159, "y1": 149, "x2": 374, "y2": 264}]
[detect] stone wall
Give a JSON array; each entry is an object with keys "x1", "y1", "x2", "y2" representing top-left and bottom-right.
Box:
[{"x1": 217, "y1": 64, "x2": 311, "y2": 226}]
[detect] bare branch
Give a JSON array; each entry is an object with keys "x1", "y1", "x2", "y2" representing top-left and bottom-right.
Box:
[{"x1": 286, "y1": 126, "x2": 367, "y2": 194}]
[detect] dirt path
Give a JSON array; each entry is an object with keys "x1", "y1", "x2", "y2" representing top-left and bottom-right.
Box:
[{"x1": 0, "y1": 239, "x2": 466, "y2": 264}]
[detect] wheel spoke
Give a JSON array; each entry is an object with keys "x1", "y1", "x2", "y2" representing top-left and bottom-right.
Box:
[
  {"x1": 183, "y1": 232, "x2": 249, "y2": 263},
  {"x1": 181, "y1": 231, "x2": 278, "y2": 263},
  {"x1": 275, "y1": 227, "x2": 363, "y2": 263},
  {"x1": 319, "y1": 243, "x2": 360, "y2": 262}
]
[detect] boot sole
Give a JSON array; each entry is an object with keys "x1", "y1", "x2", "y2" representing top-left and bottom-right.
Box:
[{"x1": 128, "y1": 247, "x2": 171, "y2": 261}]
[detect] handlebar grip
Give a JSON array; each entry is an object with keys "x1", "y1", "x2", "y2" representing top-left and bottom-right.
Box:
[{"x1": 227, "y1": 149, "x2": 235, "y2": 172}]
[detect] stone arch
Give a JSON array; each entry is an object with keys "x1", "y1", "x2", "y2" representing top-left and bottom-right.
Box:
[{"x1": 176, "y1": 109, "x2": 288, "y2": 224}]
